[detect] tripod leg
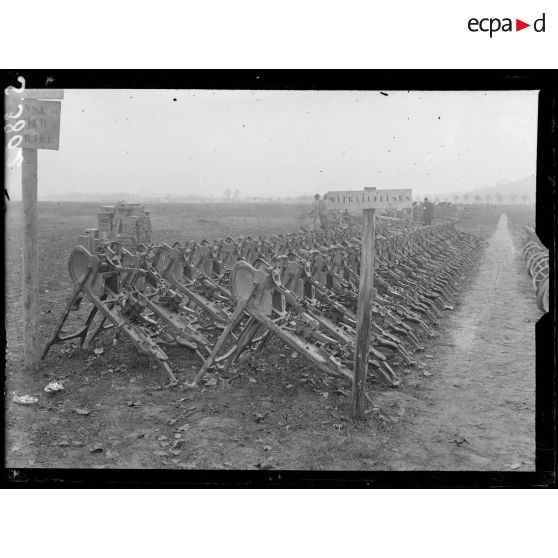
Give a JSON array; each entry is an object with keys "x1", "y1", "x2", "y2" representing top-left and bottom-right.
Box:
[
  {"x1": 185, "y1": 302, "x2": 248, "y2": 387},
  {"x1": 222, "y1": 317, "x2": 261, "y2": 372},
  {"x1": 41, "y1": 281, "x2": 85, "y2": 359}
]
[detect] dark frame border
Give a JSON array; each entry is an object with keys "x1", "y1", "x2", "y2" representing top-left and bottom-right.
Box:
[{"x1": 1, "y1": 70, "x2": 555, "y2": 488}]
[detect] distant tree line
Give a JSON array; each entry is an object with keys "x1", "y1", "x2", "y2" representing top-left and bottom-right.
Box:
[{"x1": 415, "y1": 192, "x2": 532, "y2": 205}]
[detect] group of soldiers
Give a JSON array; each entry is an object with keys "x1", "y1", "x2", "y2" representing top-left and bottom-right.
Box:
[{"x1": 308, "y1": 193, "x2": 436, "y2": 229}]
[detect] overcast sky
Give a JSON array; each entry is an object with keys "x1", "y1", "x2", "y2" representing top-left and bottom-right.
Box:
[{"x1": 5, "y1": 89, "x2": 538, "y2": 200}]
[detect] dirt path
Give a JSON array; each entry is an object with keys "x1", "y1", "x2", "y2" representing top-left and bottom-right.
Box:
[{"x1": 371, "y1": 213, "x2": 537, "y2": 470}]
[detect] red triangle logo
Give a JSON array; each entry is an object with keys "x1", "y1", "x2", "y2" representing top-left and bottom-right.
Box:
[{"x1": 516, "y1": 19, "x2": 530, "y2": 31}]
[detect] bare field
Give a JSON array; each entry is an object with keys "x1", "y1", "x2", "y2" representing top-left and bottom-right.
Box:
[{"x1": 4, "y1": 202, "x2": 539, "y2": 471}]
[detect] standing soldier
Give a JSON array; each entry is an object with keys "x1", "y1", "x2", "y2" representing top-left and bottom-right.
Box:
[
  {"x1": 422, "y1": 197, "x2": 434, "y2": 226},
  {"x1": 308, "y1": 193, "x2": 326, "y2": 230},
  {"x1": 339, "y1": 209, "x2": 351, "y2": 229}
]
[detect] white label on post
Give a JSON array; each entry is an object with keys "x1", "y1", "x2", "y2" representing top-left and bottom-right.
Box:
[{"x1": 324, "y1": 188, "x2": 412, "y2": 210}]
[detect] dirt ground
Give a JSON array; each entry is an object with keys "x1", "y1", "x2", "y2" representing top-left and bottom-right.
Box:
[{"x1": 4, "y1": 203, "x2": 539, "y2": 471}]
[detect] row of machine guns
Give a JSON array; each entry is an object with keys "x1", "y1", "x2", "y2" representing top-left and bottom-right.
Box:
[
  {"x1": 43, "y1": 220, "x2": 484, "y2": 394},
  {"x1": 521, "y1": 225, "x2": 549, "y2": 313}
]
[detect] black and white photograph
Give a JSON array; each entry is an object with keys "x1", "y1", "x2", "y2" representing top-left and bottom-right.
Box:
[{"x1": 2, "y1": 73, "x2": 554, "y2": 482}]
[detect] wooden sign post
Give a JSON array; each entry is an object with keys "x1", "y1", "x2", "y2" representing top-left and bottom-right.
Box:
[
  {"x1": 324, "y1": 187, "x2": 412, "y2": 419},
  {"x1": 5, "y1": 87, "x2": 63, "y2": 372},
  {"x1": 22, "y1": 148, "x2": 39, "y2": 370}
]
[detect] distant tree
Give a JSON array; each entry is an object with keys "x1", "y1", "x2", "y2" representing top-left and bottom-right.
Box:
[
  {"x1": 495, "y1": 193, "x2": 504, "y2": 204},
  {"x1": 521, "y1": 194, "x2": 529, "y2": 205},
  {"x1": 233, "y1": 189, "x2": 240, "y2": 199},
  {"x1": 463, "y1": 193, "x2": 470, "y2": 204},
  {"x1": 473, "y1": 194, "x2": 482, "y2": 204},
  {"x1": 224, "y1": 188, "x2": 232, "y2": 199},
  {"x1": 452, "y1": 193, "x2": 460, "y2": 203},
  {"x1": 509, "y1": 193, "x2": 517, "y2": 204}
]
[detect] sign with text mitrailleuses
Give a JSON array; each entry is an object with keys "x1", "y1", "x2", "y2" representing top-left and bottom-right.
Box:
[
  {"x1": 323, "y1": 186, "x2": 413, "y2": 420},
  {"x1": 324, "y1": 188, "x2": 412, "y2": 212}
]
